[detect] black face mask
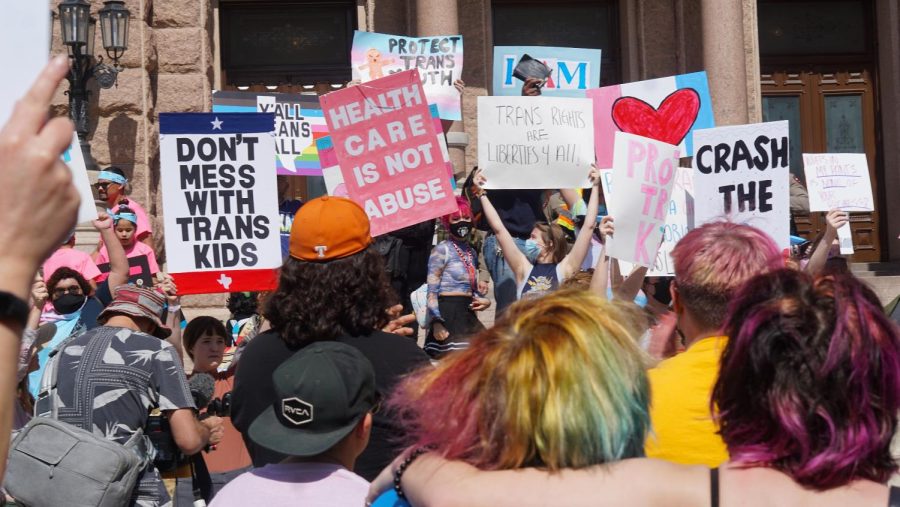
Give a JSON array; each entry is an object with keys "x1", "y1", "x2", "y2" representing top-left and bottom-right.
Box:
[
  {"x1": 52, "y1": 294, "x2": 86, "y2": 315},
  {"x1": 449, "y1": 220, "x2": 472, "y2": 239}
]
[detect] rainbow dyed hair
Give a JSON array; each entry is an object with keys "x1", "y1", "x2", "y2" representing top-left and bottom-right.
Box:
[
  {"x1": 671, "y1": 221, "x2": 782, "y2": 330},
  {"x1": 389, "y1": 290, "x2": 651, "y2": 470},
  {"x1": 714, "y1": 269, "x2": 900, "y2": 489},
  {"x1": 439, "y1": 196, "x2": 472, "y2": 232}
]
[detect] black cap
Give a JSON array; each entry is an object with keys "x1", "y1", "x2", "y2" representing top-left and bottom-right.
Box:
[{"x1": 249, "y1": 341, "x2": 376, "y2": 457}]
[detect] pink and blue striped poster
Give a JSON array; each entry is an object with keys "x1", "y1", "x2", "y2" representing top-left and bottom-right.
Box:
[
  {"x1": 212, "y1": 91, "x2": 327, "y2": 176},
  {"x1": 587, "y1": 71, "x2": 714, "y2": 168}
]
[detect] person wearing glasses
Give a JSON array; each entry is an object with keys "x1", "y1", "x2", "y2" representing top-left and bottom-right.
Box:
[{"x1": 95, "y1": 166, "x2": 154, "y2": 249}]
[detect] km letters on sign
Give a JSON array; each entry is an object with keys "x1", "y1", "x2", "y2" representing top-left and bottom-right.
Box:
[
  {"x1": 477, "y1": 96, "x2": 595, "y2": 189},
  {"x1": 692, "y1": 121, "x2": 791, "y2": 249},
  {"x1": 320, "y1": 70, "x2": 458, "y2": 236},
  {"x1": 159, "y1": 113, "x2": 281, "y2": 294},
  {"x1": 605, "y1": 132, "x2": 681, "y2": 268},
  {"x1": 492, "y1": 46, "x2": 602, "y2": 98}
]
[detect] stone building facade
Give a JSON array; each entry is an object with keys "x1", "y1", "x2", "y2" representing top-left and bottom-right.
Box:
[{"x1": 54, "y1": 0, "x2": 900, "y2": 311}]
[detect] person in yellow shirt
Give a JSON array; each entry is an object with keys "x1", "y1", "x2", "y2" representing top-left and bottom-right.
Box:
[{"x1": 645, "y1": 222, "x2": 783, "y2": 466}]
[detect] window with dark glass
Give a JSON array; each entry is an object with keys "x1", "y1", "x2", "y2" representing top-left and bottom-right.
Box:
[
  {"x1": 758, "y1": 0, "x2": 870, "y2": 58},
  {"x1": 220, "y1": 1, "x2": 357, "y2": 86},
  {"x1": 491, "y1": 0, "x2": 620, "y2": 86}
]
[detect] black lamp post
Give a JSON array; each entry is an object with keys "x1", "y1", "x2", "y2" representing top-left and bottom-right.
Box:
[{"x1": 58, "y1": 0, "x2": 130, "y2": 168}]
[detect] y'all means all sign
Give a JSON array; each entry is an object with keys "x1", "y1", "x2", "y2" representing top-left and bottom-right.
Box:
[
  {"x1": 320, "y1": 70, "x2": 458, "y2": 236},
  {"x1": 477, "y1": 96, "x2": 595, "y2": 189}
]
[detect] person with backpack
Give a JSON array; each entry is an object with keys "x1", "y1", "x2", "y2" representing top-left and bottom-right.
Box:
[{"x1": 10, "y1": 286, "x2": 224, "y2": 506}]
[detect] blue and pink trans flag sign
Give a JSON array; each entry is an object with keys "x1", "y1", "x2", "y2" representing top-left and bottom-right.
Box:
[
  {"x1": 492, "y1": 46, "x2": 601, "y2": 97},
  {"x1": 212, "y1": 91, "x2": 327, "y2": 176},
  {"x1": 351, "y1": 30, "x2": 463, "y2": 121},
  {"x1": 587, "y1": 71, "x2": 715, "y2": 169}
]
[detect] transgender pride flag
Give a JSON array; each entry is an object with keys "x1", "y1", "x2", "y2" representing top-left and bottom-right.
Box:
[{"x1": 587, "y1": 71, "x2": 715, "y2": 168}]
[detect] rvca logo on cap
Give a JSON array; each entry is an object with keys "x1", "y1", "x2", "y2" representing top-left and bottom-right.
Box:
[{"x1": 281, "y1": 397, "x2": 314, "y2": 426}]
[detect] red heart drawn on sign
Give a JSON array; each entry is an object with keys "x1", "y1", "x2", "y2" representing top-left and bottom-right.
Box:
[{"x1": 611, "y1": 88, "x2": 702, "y2": 146}]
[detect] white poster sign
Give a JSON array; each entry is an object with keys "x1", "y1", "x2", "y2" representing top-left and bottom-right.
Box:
[
  {"x1": 0, "y1": 1, "x2": 49, "y2": 126},
  {"x1": 693, "y1": 121, "x2": 791, "y2": 249},
  {"x1": 477, "y1": 96, "x2": 595, "y2": 189},
  {"x1": 605, "y1": 132, "x2": 680, "y2": 268},
  {"x1": 62, "y1": 134, "x2": 99, "y2": 224},
  {"x1": 159, "y1": 113, "x2": 281, "y2": 294},
  {"x1": 601, "y1": 165, "x2": 692, "y2": 276},
  {"x1": 802, "y1": 153, "x2": 873, "y2": 212}
]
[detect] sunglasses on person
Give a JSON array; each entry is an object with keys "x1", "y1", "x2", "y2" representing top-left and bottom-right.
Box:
[{"x1": 53, "y1": 285, "x2": 84, "y2": 298}]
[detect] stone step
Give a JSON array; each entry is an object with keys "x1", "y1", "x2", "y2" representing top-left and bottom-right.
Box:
[
  {"x1": 859, "y1": 276, "x2": 900, "y2": 307},
  {"x1": 851, "y1": 262, "x2": 900, "y2": 277}
]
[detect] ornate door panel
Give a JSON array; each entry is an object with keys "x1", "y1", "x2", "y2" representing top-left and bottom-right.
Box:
[{"x1": 762, "y1": 70, "x2": 880, "y2": 261}]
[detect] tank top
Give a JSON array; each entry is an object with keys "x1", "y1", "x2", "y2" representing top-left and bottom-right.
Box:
[
  {"x1": 710, "y1": 468, "x2": 900, "y2": 506},
  {"x1": 518, "y1": 263, "x2": 562, "y2": 300}
]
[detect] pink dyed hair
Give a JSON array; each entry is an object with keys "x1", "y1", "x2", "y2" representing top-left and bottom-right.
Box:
[
  {"x1": 439, "y1": 196, "x2": 472, "y2": 232},
  {"x1": 714, "y1": 269, "x2": 900, "y2": 489},
  {"x1": 671, "y1": 221, "x2": 782, "y2": 330}
]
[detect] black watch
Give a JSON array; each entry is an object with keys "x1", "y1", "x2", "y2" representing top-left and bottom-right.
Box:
[{"x1": 0, "y1": 291, "x2": 30, "y2": 329}]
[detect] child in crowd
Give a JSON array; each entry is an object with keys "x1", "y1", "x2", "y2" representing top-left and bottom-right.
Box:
[
  {"x1": 93, "y1": 205, "x2": 159, "y2": 286},
  {"x1": 212, "y1": 341, "x2": 376, "y2": 507}
]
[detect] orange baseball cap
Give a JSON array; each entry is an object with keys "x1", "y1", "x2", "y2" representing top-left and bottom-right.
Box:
[{"x1": 289, "y1": 196, "x2": 373, "y2": 261}]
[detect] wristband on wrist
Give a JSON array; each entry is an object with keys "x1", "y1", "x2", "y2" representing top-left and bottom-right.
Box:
[
  {"x1": 394, "y1": 448, "x2": 428, "y2": 500},
  {"x1": 0, "y1": 291, "x2": 30, "y2": 329},
  {"x1": 166, "y1": 304, "x2": 181, "y2": 313}
]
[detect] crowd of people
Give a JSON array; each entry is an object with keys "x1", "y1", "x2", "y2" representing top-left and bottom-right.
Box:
[{"x1": 1, "y1": 53, "x2": 900, "y2": 507}]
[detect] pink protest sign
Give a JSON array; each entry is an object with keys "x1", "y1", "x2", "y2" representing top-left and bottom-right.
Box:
[
  {"x1": 320, "y1": 70, "x2": 458, "y2": 236},
  {"x1": 605, "y1": 132, "x2": 680, "y2": 268}
]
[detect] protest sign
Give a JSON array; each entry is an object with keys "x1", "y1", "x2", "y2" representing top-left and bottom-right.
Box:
[
  {"x1": 604, "y1": 132, "x2": 680, "y2": 268},
  {"x1": 492, "y1": 46, "x2": 602, "y2": 98},
  {"x1": 601, "y1": 165, "x2": 692, "y2": 276},
  {"x1": 321, "y1": 104, "x2": 455, "y2": 197},
  {"x1": 212, "y1": 91, "x2": 327, "y2": 176},
  {"x1": 320, "y1": 70, "x2": 458, "y2": 236},
  {"x1": 693, "y1": 121, "x2": 791, "y2": 249},
  {"x1": 159, "y1": 112, "x2": 281, "y2": 294},
  {"x1": 62, "y1": 134, "x2": 99, "y2": 224},
  {"x1": 802, "y1": 153, "x2": 873, "y2": 212},
  {"x1": 587, "y1": 71, "x2": 714, "y2": 168},
  {"x1": 351, "y1": 31, "x2": 463, "y2": 120},
  {"x1": 477, "y1": 96, "x2": 595, "y2": 189},
  {"x1": 0, "y1": 1, "x2": 48, "y2": 126}
]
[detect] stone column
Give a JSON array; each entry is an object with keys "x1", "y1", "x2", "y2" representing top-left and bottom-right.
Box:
[
  {"x1": 415, "y1": 0, "x2": 468, "y2": 181},
  {"x1": 700, "y1": 0, "x2": 761, "y2": 125},
  {"x1": 876, "y1": 0, "x2": 900, "y2": 261}
]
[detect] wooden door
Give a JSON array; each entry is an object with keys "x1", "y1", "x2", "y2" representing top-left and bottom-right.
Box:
[{"x1": 761, "y1": 70, "x2": 880, "y2": 261}]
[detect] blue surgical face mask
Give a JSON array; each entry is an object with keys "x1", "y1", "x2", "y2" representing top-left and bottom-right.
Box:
[{"x1": 523, "y1": 239, "x2": 541, "y2": 262}]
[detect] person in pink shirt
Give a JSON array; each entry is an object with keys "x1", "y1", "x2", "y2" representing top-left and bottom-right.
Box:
[
  {"x1": 95, "y1": 166, "x2": 153, "y2": 247},
  {"x1": 93, "y1": 204, "x2": 159, "y2": 286},
  {"x1": 42, "y1": 235, "x2": 102, "y2": 284}
]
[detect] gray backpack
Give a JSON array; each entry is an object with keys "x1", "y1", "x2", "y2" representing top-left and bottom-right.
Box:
[{"x1": 5, "y1": 336, "x2": 152, "y2": 507}]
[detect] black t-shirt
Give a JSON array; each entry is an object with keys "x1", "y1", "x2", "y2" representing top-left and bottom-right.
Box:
[
  {"x1": 480, "y1": 190, "x2": 545, "y2": 239},
  {"x1": 230, "y1": 329, "x2": 430, "y2": 481}
]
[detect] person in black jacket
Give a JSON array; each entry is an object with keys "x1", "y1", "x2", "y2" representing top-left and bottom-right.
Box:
[{"x1": 230, "y1": 196, "x2": 429, "y2": 481}]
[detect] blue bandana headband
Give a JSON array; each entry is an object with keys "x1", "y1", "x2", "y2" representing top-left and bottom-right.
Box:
[
  {"x1": 112, "y1": 212, "x2": 138, "y2": 225},
  {"x1": 98, "y1": 171, "x2": 127, "y2": 185}
]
